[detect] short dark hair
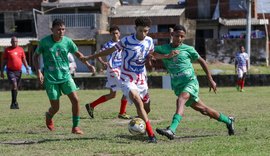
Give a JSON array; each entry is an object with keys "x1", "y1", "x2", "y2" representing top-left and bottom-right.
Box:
[
  {"x1": 135, "y1": 17, "x2": 152, "y2": 27},
  {"x1": 109, "y1": 25, "x2": 120, "y2": 33},
  {"x1": 173, "y1": 25, "x2": 186, "y2": 33},
  {"x1": 52, "y1": 19, "x2": 65, "y2": 28}
]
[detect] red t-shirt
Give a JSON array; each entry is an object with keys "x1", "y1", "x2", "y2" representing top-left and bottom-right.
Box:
[{"x1": 3, "y1": 46, "x2": 26, "y2": 71}]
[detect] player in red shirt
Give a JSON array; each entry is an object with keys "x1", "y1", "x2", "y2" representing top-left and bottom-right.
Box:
[{"x1": 1, "y1": 36, "x2": 30, "y2": 109}]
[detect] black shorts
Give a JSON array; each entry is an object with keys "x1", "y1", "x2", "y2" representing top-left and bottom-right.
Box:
[{"x1": 7, "y1": 70, "x2": 22, "y2": 85}]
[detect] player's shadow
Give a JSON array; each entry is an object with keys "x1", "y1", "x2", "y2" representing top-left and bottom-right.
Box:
[
  {"x1": 116, "y1": 134, "x2": 148, "y2": 142},
  {"x1": 0, "y1": 137, "x2": 103, "y2": 145}
]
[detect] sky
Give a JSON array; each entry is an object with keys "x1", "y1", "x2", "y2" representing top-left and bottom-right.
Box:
[{"x1": 257, "y1": 0, "x2": 270, "y2": 13}]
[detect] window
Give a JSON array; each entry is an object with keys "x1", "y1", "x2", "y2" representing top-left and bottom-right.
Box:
[
  {"x1": 197, "y1": 0, "x2": 211, "y2": 19},
  {"x1": 15, "y1": 20, "x2": 33, "y2": 33},
  {"x1": 229, "y1": 0, "x2": 246, "y2": 11},
  {"x1": 0, "y1": 14, "x2": 4, "y2": 33}
]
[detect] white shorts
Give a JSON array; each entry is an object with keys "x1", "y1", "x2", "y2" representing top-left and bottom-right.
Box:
[
  {"x1": 121, "y1": 81, "x2": 150, "y2": 105},
  {"x1": 237, "y1": 66, "x2": 247, "y2": 78},
  {"x1": 105, "y1": 68, "x2": 121, "y2": 92}
]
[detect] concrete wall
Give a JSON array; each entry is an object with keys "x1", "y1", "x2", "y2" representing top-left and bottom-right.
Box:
[{"x1": 205, "y1": 38, "x2": 267, "y2": 65}]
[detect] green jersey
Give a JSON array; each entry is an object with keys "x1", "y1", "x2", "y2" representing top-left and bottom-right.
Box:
[
  {"x1": 155, "y1": 43, "x2": 199, "y2": 83},
  {"x1": 155, "y1": 43, "x2": 200, "y2": 106},
  {"x1": 35, "y1": 35, "x2": 78, "y2": 84}
]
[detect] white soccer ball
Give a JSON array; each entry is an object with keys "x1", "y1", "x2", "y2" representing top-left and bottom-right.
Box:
[{"x1": 128, "y1": 117, "x2": 146, "y2": 135}]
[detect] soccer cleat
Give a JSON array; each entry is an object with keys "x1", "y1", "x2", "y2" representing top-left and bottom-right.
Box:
[
  {"x1": 118, "y1": 113, "x2": 132, "y2": 119},
  {"x1": 14, "y1": 102, "x2": 19, "y2": 109},
  {"x1": 240, "y1": 89, "x2": 245, "y2": 92},
  {"x1": 45, "y1": 112, "x2": 55, "y2": 131},
  {"x1": 10, "y1": 103, "x2": 16, "y2": 109},
  {"x1": 85, "y1": 104, "x2": 94, "y2": 118},
  {"x1": 72, "y1": 127, "x2": 84, "y2": 135},
  {"x1": 226, "y1": 117, "x2": 235, "y2": 136},
  {"x1": 236, "y1": 86, "x2": 240, "y2": 91},
  {"x1": 148, "y1": 135, "x2": 157, "y2": 143},
  {"x1": 156, "y1": 127, "x2": 175, "y2": 140}
]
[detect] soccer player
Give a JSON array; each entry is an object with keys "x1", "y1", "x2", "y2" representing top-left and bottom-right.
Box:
[
  {"x1": 152, "y1": 25, "x2": 235, "y2": 140},
  {"x1": 84, "y1": 17, "x2": 157, "y2": 143},
  {"x1": 235, "y1": 45, "x2": 249, "y2": 92},
  {"x1": 0, "y1": 36, "x2": 30, "y2": 109},
  {"x1": 33, "y1": 19, "x2": 92, "y2": 134},
  {"x1": 85, "y1": 25, "x2": 131, "y2": 119}
]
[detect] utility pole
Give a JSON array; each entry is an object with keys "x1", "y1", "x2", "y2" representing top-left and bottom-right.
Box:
[{"x1": 245, "y1": 0, "x2": 252, "y2": 68}]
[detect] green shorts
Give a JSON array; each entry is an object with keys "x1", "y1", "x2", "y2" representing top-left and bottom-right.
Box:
[
  {"x1": 45, "y1": 78, "x2": 79, "y2": 100},
  {"x1": 172, "y1": 78, "x2": 200, "y2": 107}
]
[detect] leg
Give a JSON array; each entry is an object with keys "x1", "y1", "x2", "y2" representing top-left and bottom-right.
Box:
[
  {"x1": 240, "y1": 72, "x2": 247, "y2": 91},
  {"x1": 118, "y1": 95, "x2": 131, "y2": 119},
  {"x1": 190, "y1": 100, "x2": 235, "y2": 135},
  {"x1": 45, "y1": 99, "x2": 60, "y2": 131},
  {"x1": 85, "y1": 89, "x2": 116, "y2": 118},
  {"x1": 129, "y1": 90, "x2": 156, "y2": 143},
  {"x1": 68, "y1": 91, "x2": 83, "y2": 135},
  {"x1": 156, "y1": 92, "x2": 189, "y2": 140}
]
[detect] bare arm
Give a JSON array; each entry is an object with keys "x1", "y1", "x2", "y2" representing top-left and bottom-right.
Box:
[
  {"x1": 197, "y1": 57, "x2": 217, "y2": 93},
  {"x1": 32, "y1": 53, "x2": 44, "y2": 85},
  {"x1": 22, "y1": 57, "x2": 30, "y2": 74},
  {"x1": 85, "y1": 47, "x2": 116, "y2": 60},
  {"x1": 0, "y1": 58, "x2": 7, "y2": 79}
]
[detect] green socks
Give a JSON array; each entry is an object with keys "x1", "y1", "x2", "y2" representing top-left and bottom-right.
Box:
[
  {"x1": 72, "y1": 116, "x2": 80, "y2": 128},
  {"x1": 218, "y1": 113, "x2": 231, "y2": 124},
  {"x1": 169, "y1": 114, "x2": 183, "y2": 133}
]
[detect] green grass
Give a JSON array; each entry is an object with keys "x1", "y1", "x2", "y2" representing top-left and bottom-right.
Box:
[{"x1": 0, "y1": 87, "x2": 270, "y2": 155}]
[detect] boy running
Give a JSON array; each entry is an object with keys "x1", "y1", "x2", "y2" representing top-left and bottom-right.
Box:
[
  {"x1": 85, "y1": 25, "x2": 131, "y2": 119},
  {"x1": 84, "y1": 17, "x2": 157, "y2": 143},
  {"x1": 33, "y1": 19, "x2": 92, "y2": 134},
  {"x1": 235, "y1": 45, "x2": 249, "y2": 92},
  {"x1": 152, "y1": 25, "x2": 235, "y2": 140}
]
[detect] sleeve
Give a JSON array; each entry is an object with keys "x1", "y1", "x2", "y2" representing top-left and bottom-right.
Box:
[
  {"x1": 115, "y1": 37, "x2": 125, "y2": 51},
  {"x1": 245, "y1": 53, "x2": 249, "y2": 60},
  {"x1": 188, "y1": 46, "x2": 200, "y2": 62},
  {"x1": 154, "y1": 45, "x2": 163, "y2": 54},
  {"x1": 35, "y1": 41, "x2": 43, "y2": 55},
  {"x1": 68, "y1": 39, "x2": 78, "y2": 54},
  {"x1": 21, "y1": 47, "x2": 26, "y2": 59}
]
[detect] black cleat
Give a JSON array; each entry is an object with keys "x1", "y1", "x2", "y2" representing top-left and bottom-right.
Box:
[
  {"x1": 148, "y1": 135, "x2": 157, "y2": 143},
  {"x1": 226, "y1": 117, "x2": 235, "y2": 136},
  {"x1": 85, "y1": 104, "x2": 94, "y2": 118},
  {"x1": 10, "y1": 103, "x2": 16, "y2": 109},
  {"x1": 156, "y1": 127, "x2": 175, "y2": 140},
  {"x1": 14, "y1": 102, "x2": 19, "y2": 109}
]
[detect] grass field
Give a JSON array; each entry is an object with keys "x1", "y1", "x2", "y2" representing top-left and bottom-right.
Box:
[{"x1": 0, "y1": 87, "x2": 270, "y2": 155}]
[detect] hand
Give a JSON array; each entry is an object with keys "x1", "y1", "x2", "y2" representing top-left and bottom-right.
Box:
[
  {"x1": 168, "y1": 50, "x2": 179, "y2": 58},
  {"x1": 26, "y1": 67, "x2": 30, "y2": 75},
  {"x1": 87, "y1": 64, "x2": 96, "y2": 75},
  {"x1": 37, "y1": 71, "x2": 44, "y2": 86},
  {"x1": 208, "y1": 79, "x2": 217, "y2": 94},
  {"x1": 101, "y1": 62, "x2": 108, "y2": 69}
]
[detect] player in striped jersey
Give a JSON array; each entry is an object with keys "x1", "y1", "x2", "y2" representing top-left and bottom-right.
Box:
[
  {"x1": 235, "y1": 45, "x2": 249, "y2": 92},
  {"x1": 85, "y1": 25, "x2": 131, "y2": 119},
  {"x1": 84, "y1": 17, "x2": 157, "y2": 143}
]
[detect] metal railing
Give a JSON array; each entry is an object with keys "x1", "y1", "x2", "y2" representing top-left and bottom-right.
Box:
[{"x1": 50, "y1": 13, "x2": 96, "y2": 28}]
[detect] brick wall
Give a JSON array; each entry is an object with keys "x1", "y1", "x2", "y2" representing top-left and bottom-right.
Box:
[{"x1": 0, "y1": 0, "x2": 42, "y2": 11}]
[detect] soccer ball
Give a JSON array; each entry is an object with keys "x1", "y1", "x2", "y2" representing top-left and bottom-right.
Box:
[{"x1": 128, "y1": 117, "x2": 146, "y2": 135}]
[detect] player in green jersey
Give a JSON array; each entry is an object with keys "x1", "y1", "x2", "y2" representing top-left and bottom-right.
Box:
[
  {"x1": 33, "y1": 19, "x2": 94, "y2": 135},
  {"x1": 152, "y1": 25, "x2": 235, "y2": 140}
]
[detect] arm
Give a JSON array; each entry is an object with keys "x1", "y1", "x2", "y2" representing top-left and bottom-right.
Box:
[
  {"x1": 0, "y1": 58, "x2": 7, "y2": 79},
  {"x1": 22, "y1": 57, "x2": 30, "y2": 74},
  {"x1": 32, "y1": 53, "x2": 44, "y2": 85},
  {"x1": 97, "y1": 56, "x2": 108, "y2": 69},
  {"x1": 151, "y1": 50, "x2": 179, "y2": 60},
  {"x1": 197, "y1": 57, "x2": 217, "y2": 93},
  {"x1": 85, "y1": 47, "x2": 116, "y2": 60}
]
